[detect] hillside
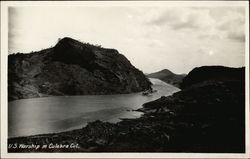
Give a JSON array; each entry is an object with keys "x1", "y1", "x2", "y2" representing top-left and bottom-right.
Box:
[
  {"x1": 8, "y1": 37, "x2": 151, "y2": 101},
  {"x1": 180, "y1": 66, "x2": 245, "y2": 89},
  {"x1": 147, "y1": 69, "x2": 186, "y2": 87},
  {"x1": 8, "y1": 66, "x2": 245, "y2": 152}
]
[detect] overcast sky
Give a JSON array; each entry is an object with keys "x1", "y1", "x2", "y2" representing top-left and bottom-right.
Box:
[{"x1": 8, "y1": 6, "x2": 246, "y2": 74}]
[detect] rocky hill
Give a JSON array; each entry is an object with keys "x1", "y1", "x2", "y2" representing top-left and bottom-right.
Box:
[
  {"x1": 8, "y1": 66, "x2": 245, "y2": 152},
  {"x1": 8, "y1": 37, "x2": 151, "y2": 101},
  {"x1": 181, "y1": 66, "x2": 245, "y2": 89},
  {"x1": 147, "y1": 69, "x2": 186, "y2": 87}
]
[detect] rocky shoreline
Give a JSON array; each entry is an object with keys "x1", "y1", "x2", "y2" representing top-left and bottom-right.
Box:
[{"x1": 8, "y1": 66, "x2": 245, "y2": 153}]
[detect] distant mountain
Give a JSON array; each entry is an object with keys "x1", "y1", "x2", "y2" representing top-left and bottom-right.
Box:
[
  {"x1": 147, "y1": 69, "x2": 186, "y2": 87},
  {"x1": 8, "y1": 37, "x2": 151, "y2": 101}
]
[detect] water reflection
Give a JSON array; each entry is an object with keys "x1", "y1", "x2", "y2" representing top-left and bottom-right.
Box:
[{"x1": 8, "y1": 78, "x2": 180, "y2": 137}]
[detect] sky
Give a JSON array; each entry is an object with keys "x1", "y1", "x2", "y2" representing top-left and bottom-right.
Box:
[{"x1": 8, "y1": 6, "x2": 246, "y2": 74}]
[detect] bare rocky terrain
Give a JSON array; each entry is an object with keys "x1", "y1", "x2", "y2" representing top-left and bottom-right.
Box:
[{"x1": 8, "y1": 37, "x2": 152, "y2": 101}]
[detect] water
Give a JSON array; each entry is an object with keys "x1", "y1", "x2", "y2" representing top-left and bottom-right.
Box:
[{"x1": 8, "y1": 78, "x2": 180, "y2": 137}]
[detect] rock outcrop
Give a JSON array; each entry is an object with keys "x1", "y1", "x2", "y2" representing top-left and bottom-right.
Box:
[
  {"x1": 8, "y1": 37, "x2": 151, "y2": 101},
  {"x1": 147, "y1": 69, "x2": 186, "y2": 87},
  {"x1": 8, "y1": 66, "x2": 245, "y2": 152},
  {"x1": 180, "y1": 66, "x2": 244, "y2": 89}
]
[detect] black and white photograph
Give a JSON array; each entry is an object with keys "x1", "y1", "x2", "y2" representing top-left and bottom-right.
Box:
[{"x1": 1, "y1": 1, "x2": 249, "y2": 158}]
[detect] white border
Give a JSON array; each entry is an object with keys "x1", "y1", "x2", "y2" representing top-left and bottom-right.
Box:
[{"x1": 1, "y1": 1, "x2": 249, "y2": 158}]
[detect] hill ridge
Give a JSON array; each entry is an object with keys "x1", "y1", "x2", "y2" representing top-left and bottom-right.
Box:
[
  {"x1": 147, "y1": 69, "x2": 186, "y2": 88},
  {"x1": 8, "y1": 37, "x2": 152, "y2": 101}
]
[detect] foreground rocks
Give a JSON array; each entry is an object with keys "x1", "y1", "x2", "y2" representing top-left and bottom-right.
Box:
[
  {"x1": 8, "y1": 37, "x2": 151, "y2": 101},
  {"x1": 8, "y1": 66, "x2": 245, "y2": 152}
]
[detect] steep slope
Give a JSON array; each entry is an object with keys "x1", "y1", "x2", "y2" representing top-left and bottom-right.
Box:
[
  {"x1": 8, "y1": 37, "x2": 151, "y2": 101},
  {"x1": 147, "y1": 69, "x2": 186, "y2": 87}
]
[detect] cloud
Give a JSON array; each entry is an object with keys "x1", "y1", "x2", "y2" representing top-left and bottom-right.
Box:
[
  {"x1": 197, "y1": 47, "x2": 216, "y2": 56},
  {"x1": 7, "y1": 6, "x2": 246, "y2": 74},
  {"x1": 147, "y1": 7, "x2": 245, "y2": 43},
  {"x1": 227, "y1": 31, "x2": 245, "y2": 42},
  {"x1": 148, "y1": 8, "x2": 214, "y2": 31},
  {"x1": 147, "y1": 39, "x2": 164, "y2": 47},
  {"x1": 216, "y1": 9, "x2": 245, "y2": 42}
]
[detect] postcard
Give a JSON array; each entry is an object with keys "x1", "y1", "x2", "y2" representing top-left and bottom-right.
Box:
[{"x1": 1, "y1": 1, "x2": 249, "y2": 158}]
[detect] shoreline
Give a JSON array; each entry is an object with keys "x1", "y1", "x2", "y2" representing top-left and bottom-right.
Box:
[
  {"x1": 8, "y1": 75, "x2": 245, "y2": 152},
  {"x1": 8, "y1": 109, "x2": 144, "y2": 140},
  {"x1": 8, "y1": 66, "x2": 246, "y2": 153},
  {"x1": 8, "y1": 78, "x2": 179, "y2": 138}
]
